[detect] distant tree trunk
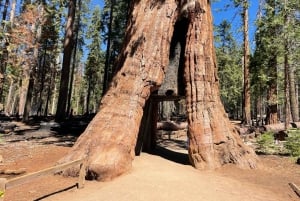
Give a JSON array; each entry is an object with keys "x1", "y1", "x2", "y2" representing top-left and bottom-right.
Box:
[
  {"x1": 22, "y1": 4, "x2": 44, "y2": 121},
  {"x1": 9, "y1": 0, "x2": 17, "y2": 24},
  {"x1": 59, "y1": 0, "x2": 258, "y2": 181},
  {"x1": 55, "y1": 0, "x2": 76, "y2": 122},
  {"x1": 67, "y1": 0, "x2": 81, "y2": 117},
  {"x1": 51, "y1": 78, "x2": 58, "y2": 115},
  {"x1": 1, "y1": 0, "x2": 9, "y2": 22},
  {"x1": 44, "y1": 68, "x2": 56, "y2": 116},
  {"x1": 85, "y1": 80, "x2": 91, "y2": 114},
  {"x1": 284, "y1": 38, "x2": 290, "y2": 129},
  {"x1": 265, "y1": 0, "x2": 278, "y2": 125},
  {"x1": 266, "y1": 55, "x2": 278, "y2": 125},
  {"x1": 289, "y1": 64, "x2": 298, "y2": 122},
  {"x1": 19, "y1": 69, "x2": 30, "y2": 116},
  {"x1": 22, "y1": 76, "x2": 34, "y2": 121},
  {"x1": 0, "y1": 0, "x2": 10, "y2": 107},
  {"x1": 37, "y1": 48, "x2": 47, "y2": 116},
  {"x1": 288, "y1": 33, "x2": 298, "y2": 122},
  {"x1": 242, "y1": 0, "x2": 251, "y2": 125},
  {"x1": 102, "y1": 0, "x2": 114, "y2": 95},
  {"x1": 0, "y1": 0, "x2": 16, "y2": 108},
  {"x1": 4, "y1": 79, "x2": 17, "y2": 115}
]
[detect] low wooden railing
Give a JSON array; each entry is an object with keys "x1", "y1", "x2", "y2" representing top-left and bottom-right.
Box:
[
  {"x1": 0, "y1": 158, "x2": 87, "y2": 200},
  {"x1": 289, "y1": 182, "x2": 300, "y2": 198}
]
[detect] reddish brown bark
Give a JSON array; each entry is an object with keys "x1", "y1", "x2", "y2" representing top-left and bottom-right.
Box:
[
  {"x1": 183, "y1": 0, "x2": 257, "y2": 169},
  {"x1": 59, "y1": 0, "x2": 258, "y2": 181},
  {"x1": 266, "y1": 55, "x2": 278, "y2": 125},
  {"x1": 243, "y1": 1, "x2": 251, "y2": 125}
]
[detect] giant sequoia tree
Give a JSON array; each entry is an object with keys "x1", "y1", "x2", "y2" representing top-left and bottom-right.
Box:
[{"x1": 60, "y1": 0, "x2": 258, "y2": 181}]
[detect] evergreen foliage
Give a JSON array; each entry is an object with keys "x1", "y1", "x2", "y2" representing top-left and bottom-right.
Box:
[
  {"x1": 101, "y1": 0, "x2": 129, "y2": 92},
  {"x1": 215, "y1": 20, "x2": 243, "y2": 119},
  {"x1": 85, "y1": 6, "x2": 105, "y2": 114},
  {"x1": 256, "y1": 131, "x2": 276, "y2": 154},
  {"x1": 285, "y1": 129, "x2": 300, "y2": 158},
  {"x1": 0, "y1": 0, "x2": 298, "y2": 124}
]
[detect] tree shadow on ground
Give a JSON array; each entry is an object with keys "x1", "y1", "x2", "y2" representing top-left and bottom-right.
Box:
[
  {"x1": 151, "y1": 145, "x2": 190, "y2": 165},
  {"x1": 34, "y1": 184, "x2": 77, "y2": 201},
  {"x1": 151, "y1": 137, "x2": 190, "y2": 165}
]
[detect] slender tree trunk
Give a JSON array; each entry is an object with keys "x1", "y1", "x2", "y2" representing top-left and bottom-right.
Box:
[
  {"x1": 284, "y1": 14, "x2": 291, "y2": 129},
  {"x1": 22, "y1": 76, "x2": 34, "y2": 121},
  {"x1": 9, "y1": 0, "x2": 17, "y2": 24},
  {"x1": 55, "y1": 0, "x2": 77, "y2": 122},
  {"x1": 265, "y1": 0, "x2": 278, "y2": 125},
  {"x1": 22, "y1": 5, "x2": 44, "y2": 121},
  {"x1": 4, "y1": 79, "x2": 16, "y2": 115},
  {"x1": 18, "y1": 68, "x2": 29, "y2": 116},
  {"x1": 284, "y1": 6, "x2": 299, "y2": 123},
  {"x1": 59, "y1": 0, "x2": 258, "y2": 181},
  {"x1": 266, "y1": 58, "x2": 278, "y2": 124},
  {"x1": 37, "y1": 48, "x2": 47, "y2": 116},
  {"x1": 85, "y1": 81, "x2": 91, "y2": 114},
  {"x1": 1, "y1": 0, "x2": 9, "y2": 22},
  {"x1": 44, "y1": 69, "x2": 55, "y2": 116},
  {"x1": 289, "y1": 66, "x2": 298, "y2": 122},
  {"x1": 102, "y1": 0, "x2": 114, "y2": 96},
  {"x1": 284, "y1": 51, "x2": 290, "y2": 130},
  {"x1": 51, "y1": 78, "x2": 58, "y2": 115},
  {"x1": 0, "y1": 0, "x2": 10, "y2": 107},
  {"x1": 242, "y1": 0, "x2": 251, "y2": 125},
  {"x1": 67, "y1": 0, "x2": 81, "y2": 117}
]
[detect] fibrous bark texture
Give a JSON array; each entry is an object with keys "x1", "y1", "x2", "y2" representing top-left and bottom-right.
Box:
[
  {"x1": 59, "y1": 0, "x2": 258, "y2": 181},
  {"x1": 183, "y1": 0, "x2": 257, "y2": 169}
]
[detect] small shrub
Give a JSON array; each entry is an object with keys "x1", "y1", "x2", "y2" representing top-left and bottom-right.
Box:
[
  {"x1": 285, "y1": 129, "x2": 300, "y2": 158},
  {"x1": 256, "y1": 131, "x2": 277, "y2": 154}
]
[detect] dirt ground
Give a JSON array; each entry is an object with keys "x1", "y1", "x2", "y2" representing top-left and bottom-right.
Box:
[{"x1": 0, "y1": 121, "x2": 300, "y2": 201}]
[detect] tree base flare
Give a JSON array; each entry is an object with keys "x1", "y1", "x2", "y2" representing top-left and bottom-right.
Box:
[{"x1": 188, "y1": 128, "x2": 259, "y2": 170}]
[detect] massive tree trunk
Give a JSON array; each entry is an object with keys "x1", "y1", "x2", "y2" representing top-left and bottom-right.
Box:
[
  {"x1": 183, "y1": 0, "x2": 256, "y2": 169},
  {"x1": 60, "y1": 0, "x2": 258, "y2": 181}
]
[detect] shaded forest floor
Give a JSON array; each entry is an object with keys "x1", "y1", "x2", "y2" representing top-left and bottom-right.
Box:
[{"x1": 0, "y1": 118, "x2": 300, "y2": 201}]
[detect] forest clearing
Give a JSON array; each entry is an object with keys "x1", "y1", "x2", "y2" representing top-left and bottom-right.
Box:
[
  {"x1": 0, "y1": 0, "x2": 300, "y2": 200},
  {"x1": 0, "y1": 119, "x2": 299, "y2": 201}
]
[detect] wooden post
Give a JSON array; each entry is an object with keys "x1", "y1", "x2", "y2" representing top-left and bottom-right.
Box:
[
  {"x1": 77, "y1": 159, "x2": 87, "y2": 189},
  {"x1": 150, "y1": 100, "x2": 158, "y2": 150},
  {"x1": 135, "y1": 98, "x2": 153, "y2": 154},
  {"x1": 0, "y1": 178, "x2": 7, "y2": 201}
]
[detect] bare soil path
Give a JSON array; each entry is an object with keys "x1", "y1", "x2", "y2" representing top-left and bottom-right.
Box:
[{"x1": 0, "y1": 121, "x2": 299, "y2": 201}]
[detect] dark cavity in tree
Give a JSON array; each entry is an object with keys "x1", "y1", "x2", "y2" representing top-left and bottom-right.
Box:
[{"x1": 158, "y1": 18, "x2": 189, "y2": 97}]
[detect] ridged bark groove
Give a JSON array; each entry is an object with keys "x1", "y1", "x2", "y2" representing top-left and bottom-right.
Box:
[{"x1": 184, "y1": 0, "x2": 257, "y2": 169}]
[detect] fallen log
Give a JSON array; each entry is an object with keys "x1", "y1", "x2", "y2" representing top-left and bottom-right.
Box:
[
  {"x1": 263, "y1": 123, "x2": 285, "y2": 133},
  {"x1": 157, "y1": 121, "x2": 187, "y2": 131}
]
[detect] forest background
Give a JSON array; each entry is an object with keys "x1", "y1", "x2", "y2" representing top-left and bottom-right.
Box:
[{"x1": 0, "y1": 0, "x2": 299, "y2": 126}]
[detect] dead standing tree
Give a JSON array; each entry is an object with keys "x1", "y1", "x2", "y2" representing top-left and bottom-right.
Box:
[{"x1": 59, "y1": 0, "x2": 258, "y2": 181}]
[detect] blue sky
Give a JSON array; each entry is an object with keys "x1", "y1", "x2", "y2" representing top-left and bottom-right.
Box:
[{"x1": 212, "y1": 0, "x2": 259, "y2": 46}]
